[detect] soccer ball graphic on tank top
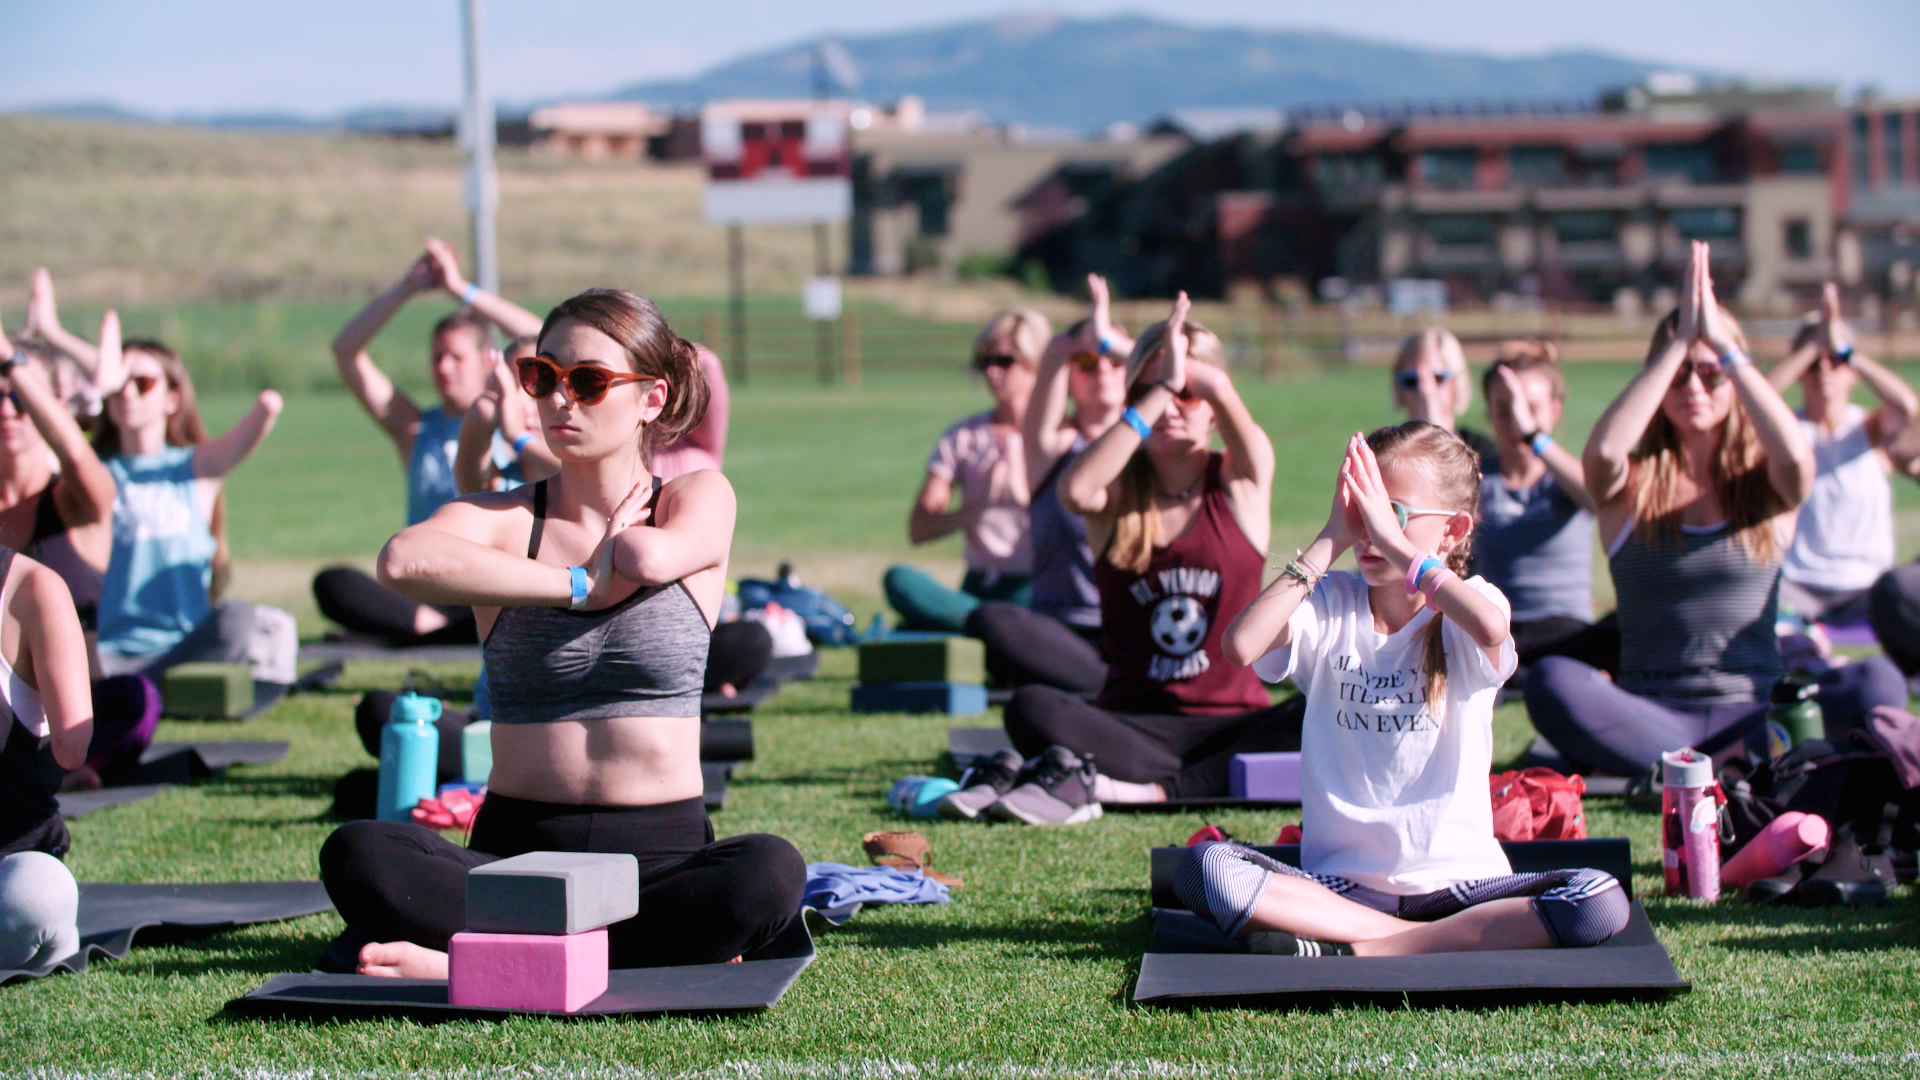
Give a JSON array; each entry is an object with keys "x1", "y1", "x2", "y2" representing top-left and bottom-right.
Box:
[
  {"x1": 1150, "y1": 596, "x2": 1207, "y2": 657},
  {"x1": 1129, "y1": 566, "x2": 1221, "y2": 682}
]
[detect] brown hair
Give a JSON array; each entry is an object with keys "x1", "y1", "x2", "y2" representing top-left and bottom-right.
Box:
[
  {"x1": 1367, "y1": 421, "x2": 1481, "y2": 726},
  {"x1": 504, "y1": 333, "x2": 540, "y2": 357},
  {"x1": 972, "y1": 308, "x2": 1050, "y2": 371},
  {"x1": 1482, "y1": 339, "x2": 1565, "y2": 405},
  {"x1": 92, "y1": 339, "x2": 211, "y2": 460},
  {"x1": 537, "y1": 289, "x2": 708, "y2": 463},
  {"x1": 1105, "y1": 317, "x2": 1226, "y2": 575},
  {"x1": 1392, "y1": 327, "x2": 1473, "y2": 415},
  {"x1": 1631, "y1": 309, "x2": 1785, "y2": 565},
  {"x1": 431, "y1": 310, "x2": 492, "y2": 347}
]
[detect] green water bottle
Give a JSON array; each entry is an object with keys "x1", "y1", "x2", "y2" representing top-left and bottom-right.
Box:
[{"x1": 1766, "y1": 675, "x2": 1823, "y2": 753}]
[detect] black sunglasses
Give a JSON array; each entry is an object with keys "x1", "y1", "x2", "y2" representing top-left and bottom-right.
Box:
[
  {"x1": 1395, "y1": 369, "x2": 1453, "y2": 392},
  {"x1": 1670, "y1": 360, "x2": 1728, "y2": 391},
  {"x1": 974, "y1": 353, "x2": 1018, "y2": 371}
]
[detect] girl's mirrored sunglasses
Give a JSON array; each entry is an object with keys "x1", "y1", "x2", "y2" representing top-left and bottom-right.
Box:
[
  {"x1": 1394, "y1": 369, "x2": 1453, "y2": 391},
  {"x1": 1670, "y1": 360, "x2": 1728, "y2": 391},
  {"x1": 1391, "y1": 500, "x2": 1456, "y2": 530},
  {"x1": 517, "y1": 355, "x2": 654, "y2": 406}
]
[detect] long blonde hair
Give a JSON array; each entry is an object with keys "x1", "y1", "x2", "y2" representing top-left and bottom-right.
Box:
[
  {"x1": 1392, "y1": 327, "x2": 1473, "y2": 416},
  {"x1": 1629, "y1": 309, "x2": 1786, "y2": 565},
  {"x1": 1105, "y1": 318, "x2": 1225, "y2": 574},
  {"x1": 1368, "y1": 421, "x2": 1480, "y2": 724}
]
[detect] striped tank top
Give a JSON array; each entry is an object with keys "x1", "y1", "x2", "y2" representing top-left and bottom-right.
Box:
[{"x1": 1609, "y1": 521, "x2": 1781, "y2": 704}]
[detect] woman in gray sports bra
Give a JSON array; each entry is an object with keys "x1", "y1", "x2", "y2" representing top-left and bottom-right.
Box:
[
  {"x1": 317, "y1": 288, "x2": 804, "y2": 978},
  {"x1": 1524, "y1": 242, "x2": 1906, "y2": 774}
]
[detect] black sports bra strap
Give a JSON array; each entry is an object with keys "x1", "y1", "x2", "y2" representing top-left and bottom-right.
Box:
[
  {"x1": 646, "y1": 475, "x2": 663, "y2": 521},
  {"x1": 526, "y1": 480, "x2": 549, "y2": 559}
]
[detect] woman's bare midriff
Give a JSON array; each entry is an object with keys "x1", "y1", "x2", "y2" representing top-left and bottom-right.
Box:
[{"x1": 487, "y1": 715, "x2": 704, "y2": 806}]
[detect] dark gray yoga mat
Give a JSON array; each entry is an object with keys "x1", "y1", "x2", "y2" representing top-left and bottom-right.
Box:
[
  {"x1": 1135, "y1": 838, "x2": 1685, "y2": 1009},
  {"x1": 700, "y1": 718, "x2": 755, "y2": 762},
  {"x1": 300, "y1": 641, "x2": 484, "y2": 666},
  {"x1": 702, "y1": 761, "x2": 735, "y2": 810},
  {"x1": 946, "y1": 728, "x2": 1298, "y2": 810},
  {"x1": 54, "y1": 783, "x2": 170, "y2": 819},
  {"x1": 117, "y1": 740, "x2": 291, "y2": 786},
  {"x1": 227, "y1": 913, "x2": 815, "y2": 1021},
  {"x1": 1, "y1": 881, "x2": 335, "y2": 985}
]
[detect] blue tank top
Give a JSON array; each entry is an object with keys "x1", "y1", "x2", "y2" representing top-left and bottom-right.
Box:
[
  {"x1": 408, "y1": 407, "x2": 522, "y2": 525},
  {"x1": 98, "y1": 447, "x2": 215, "y2": 659}
]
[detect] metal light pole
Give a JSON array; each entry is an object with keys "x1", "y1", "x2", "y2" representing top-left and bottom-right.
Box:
[{"x1": 460, "y1": 0, "x2": 499, "y2": 294}]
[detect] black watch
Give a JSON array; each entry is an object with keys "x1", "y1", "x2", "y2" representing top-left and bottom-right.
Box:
[{"x1": 0, "y1": 355, "x2": 16, "y2": 377}]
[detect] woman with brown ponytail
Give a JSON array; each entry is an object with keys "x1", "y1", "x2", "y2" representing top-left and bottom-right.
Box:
[
  {"x1": 969, "y1": 294, "x2": 1301, "y2": 826},
  {"x1": 318, "y1": 288, "x2": 804, "y2": 975}
]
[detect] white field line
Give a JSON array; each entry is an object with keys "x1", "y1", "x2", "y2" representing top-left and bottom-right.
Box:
[{"x1": 7, "y1": 1053, "x2": 1920, "y2": 1080}]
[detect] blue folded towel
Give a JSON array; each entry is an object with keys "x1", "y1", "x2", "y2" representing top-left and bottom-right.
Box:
[{"x1": 802, "y1": 862, "x2": 951, "y2": 925}]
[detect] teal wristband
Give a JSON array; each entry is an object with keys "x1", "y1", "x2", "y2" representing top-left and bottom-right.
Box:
[
  {"x1": 1098, "y1": 336, "x2": 1114, "y2": 356},
  {"x1": 1717, "y1": 347, "x2": 1749, "y2": 371},
  {"x1": 461, "y1": 282, "x2": 481, "y2": 305},
  {"x1": 512, "y1": 432, "x2": 533, "y2": 457},
  {"x1": 1529, "y1": 431, "x2": 1553, "y2": 456},
  {"x1": 1121, "y1": 407, "x2": 1152, "y2": 439},
  {"x1": 568, "y1": 566, "x2": 589, "y2": 610}
]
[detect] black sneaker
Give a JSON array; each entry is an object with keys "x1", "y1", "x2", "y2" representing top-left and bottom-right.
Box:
[
  {"x1": 1792, "y1": 814, "x2": 1896, "y2": 907},
  {"x1": 987, "y1": 745, "x2": 1103, "y2": 826},
  {"x1": 937, "y1": 749, "x2": 1025, "y2": 821}
]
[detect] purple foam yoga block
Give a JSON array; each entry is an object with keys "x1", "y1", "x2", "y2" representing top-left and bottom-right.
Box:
[
  {"x1": 448, "y1": 928, "x2": 608, "y2": 1013},
  {"x1": 1230, "y1": 752, "x2": 1302, "y2": 801}
]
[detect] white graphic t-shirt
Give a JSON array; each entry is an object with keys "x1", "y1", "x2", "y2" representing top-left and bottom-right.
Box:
[{"x1": 1253, "y1": 571, "x2": 1517, "y2": 895}]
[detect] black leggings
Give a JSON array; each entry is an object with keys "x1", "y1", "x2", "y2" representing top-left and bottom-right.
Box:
[
  {"x1": 313, "y1": 566, "x2": 477, "y2": 647},
  {"x1": 965, "y1": 602, "x2": 1105, "y2": 694},
  {"x1": 707, "y1": 620, "x2": 774, "y2": 694},
  {"x1": 318, "y1": 793, "x2": 805, "y2": 968},
  {"x1": 1004, "y1": 685, "x2": 1306, "y2": 798}
]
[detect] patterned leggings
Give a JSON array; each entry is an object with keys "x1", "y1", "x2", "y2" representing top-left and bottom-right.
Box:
[{"x1": 1174, "y1": 841, "x2": 1630, "y2": 948}]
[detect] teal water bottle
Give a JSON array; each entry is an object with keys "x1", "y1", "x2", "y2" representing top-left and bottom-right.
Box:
[{"x1": 377, "y1": 692, "x2": 442, "y2": 822}]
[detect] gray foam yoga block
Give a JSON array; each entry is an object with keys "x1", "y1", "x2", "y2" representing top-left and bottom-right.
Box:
[{"x1": 466, "y1": 852, "x2": 640, "y2": 935}]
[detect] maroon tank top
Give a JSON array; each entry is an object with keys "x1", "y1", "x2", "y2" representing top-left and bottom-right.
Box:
[{"x1": 1094, "y1": 453, "x2": 1269, "y2": 715}]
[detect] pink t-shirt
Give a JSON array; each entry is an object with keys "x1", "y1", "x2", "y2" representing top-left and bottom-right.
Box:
[
  {"x1": 927, "y1": 412, "x2": 1031, "y2": 576},
  {"x1": 652, "y1": 344, "x2": 729, "y2": 480}
]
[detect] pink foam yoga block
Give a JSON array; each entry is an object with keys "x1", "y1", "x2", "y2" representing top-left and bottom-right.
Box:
[
  {"x1": 1230, "y1": 752, "x2": 1302, "y2": 801},
  {"x1": 1721, "y1": 811, "x2": 1830, "y2": 889},
  {"x1": 448, "y1": 928, "x2": 608, "y2": 1013}
]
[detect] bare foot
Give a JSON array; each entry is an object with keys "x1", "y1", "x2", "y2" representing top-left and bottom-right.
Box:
[
  {"x1": 719, "y1": 683, "x2": 738, "y2": 698},
  {"x1": 358, "y1": 941, "x2": 449, "y2": 979},
  {"x1": 412, "y1": 605, "x2": 451, "y2": 636}
]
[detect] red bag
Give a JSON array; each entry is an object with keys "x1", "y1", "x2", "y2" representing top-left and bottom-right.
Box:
[{"x1": 1489, "y1": 768, "x2": 1587, "y2": 842}]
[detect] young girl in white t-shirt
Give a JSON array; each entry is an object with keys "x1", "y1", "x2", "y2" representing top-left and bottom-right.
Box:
[{"x1": 1176, "y1": 421, "x2": 1629, "y2": 956}]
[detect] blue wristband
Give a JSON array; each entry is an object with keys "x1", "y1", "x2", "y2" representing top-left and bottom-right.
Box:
[
  {"x1": 461, "y1": 281, "x2": 481, "y2": 305},
  {"x1": 512, "y1": 432, "x2": 533, "y2": 457},
  {"x1": 568, "y1": 566, "x2": 589, "y2": 610},
  {"x1": 1098, "y1": 336, "x2": 1114, "y2": 357},
  {"x1": 1717, "y1": 347, "x2": 1749, "y2": 371},
  {"x1": 1529, "y1": 431, "x2": 1553, "y2": 456},
  {"x1": 1121, "y1": 407, "x2": 1152, "y2": 439}
]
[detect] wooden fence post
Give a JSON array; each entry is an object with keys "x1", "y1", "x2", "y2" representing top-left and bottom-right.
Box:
[{"x1": 841, "y1": 311, "x2": 861, "y2": 387}]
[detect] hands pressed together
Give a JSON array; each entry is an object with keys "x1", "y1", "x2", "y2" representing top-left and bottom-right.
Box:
[{"x1": 1322, "y1": 432, "x2": 1419, "y2": 572}]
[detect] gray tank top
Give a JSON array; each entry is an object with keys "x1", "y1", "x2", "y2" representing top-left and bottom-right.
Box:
[
  {"x1": 1026, "y1": 443, "x2": 1099, "y2": 629},
  {"x1": 1475, "y1": 472, "x2": 1593, "y2": 623},
  {"x1": 1610, "y1": 521, "x2": 1781, "y2": 704},
  {"x1": 484, "y1": 479, "x2": 710, "y2": 722}
]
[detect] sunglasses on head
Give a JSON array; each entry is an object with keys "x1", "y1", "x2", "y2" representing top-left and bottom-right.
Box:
[
  {"x1": 1670, "y1": 360, "x2": 1728, "y2": 391},
  {"x1": 1394, "y1": 369, "x2": 1453, "y2": 392},
  {"x1": 517, "y1": 355, "x2": 654, "y2": 406},
  {"x1": 1391, "y1": 500, "x2": 1456, "y2": 531}
]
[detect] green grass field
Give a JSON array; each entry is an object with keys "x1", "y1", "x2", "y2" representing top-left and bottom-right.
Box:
[{"x1": 5, "y1": 326, "x2": 1920, "y2": 1078}]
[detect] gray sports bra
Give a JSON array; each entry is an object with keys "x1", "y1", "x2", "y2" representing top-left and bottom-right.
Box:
[{"x1": 484, "y1": 479, "x2": 710, "y2": 722}]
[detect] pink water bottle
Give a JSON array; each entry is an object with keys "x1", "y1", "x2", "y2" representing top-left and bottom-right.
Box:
[
  {"x1": 1721, "y1": 811, "x2": 1830, "y2": 889},
  {"x1": 1660, "y1": 748, "x2": 1725, "y2": 900}
]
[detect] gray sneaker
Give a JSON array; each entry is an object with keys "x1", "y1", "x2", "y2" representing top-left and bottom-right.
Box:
[
  {"x1": 938, "y1": 749, "x2": 1025, "y2": 821},
  {"x1": 986, "y1": 745, "x2": 1104, "y2": 825}
]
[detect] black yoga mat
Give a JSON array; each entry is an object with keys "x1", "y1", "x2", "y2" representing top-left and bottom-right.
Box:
[
  {"x1": 703, "y1": 761, "x2": 735, "y2": 811},
  {"x1": 300, "y1": 641, "x2": 485, "y2": 666},
  {"x1": 1136, "y1": 837, "x2": 1685, "y2": 1009},
  {"x1": 54, "y1": 784, "x2": 170, "y2": 819},
  {"x1": 1, "y1": 881, "x2": 335, "y2": 985},
  {"x1": 947, "y1": 728, "x2": 1297, "y2": 810},
  {"x1": 700, "y1": 719, "x2": 755, "y2": 762},
  {"x1": 227, "y1": 913, "x2": 815, "y2": 1021},
  {"x1": 110, "y1": 740, "x2": 291, "y2": 786}
]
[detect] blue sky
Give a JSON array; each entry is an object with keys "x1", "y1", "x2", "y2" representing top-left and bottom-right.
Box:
[{"x1": 2, "y1": 0, "x2": 1914, "y2": 115}]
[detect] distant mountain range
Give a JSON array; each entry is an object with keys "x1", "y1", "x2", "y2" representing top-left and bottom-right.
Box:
[{"x1": 24, "y1": 13, "x2": 1700, "y2": 135}]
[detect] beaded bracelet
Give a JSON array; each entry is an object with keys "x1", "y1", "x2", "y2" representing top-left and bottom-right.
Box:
[{"x1": 1270, "y1": 549, "x2": 1324, "y2": 591}]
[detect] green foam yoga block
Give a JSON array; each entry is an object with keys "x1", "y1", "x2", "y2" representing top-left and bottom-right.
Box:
[
  {"x1": 850, "y1": 681, "x2": 987, "y2": 716},
  {"x1": 162, "y1": 663, "x2": 255, "y2": 719},
  {"x1": 858, "y1": 635, "x2": 986, "y2": 685}
]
